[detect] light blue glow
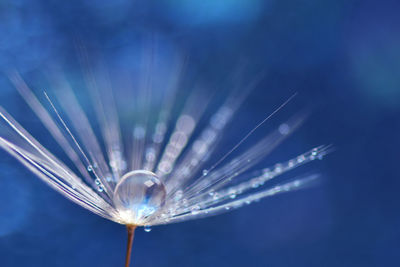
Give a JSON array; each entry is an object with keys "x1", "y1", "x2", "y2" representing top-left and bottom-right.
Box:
[
  {"x1": 163, "y1": 0, "x2": 264, "y2": 25},
  {"x1": 350, "y1": 30, "x2": 400, "y2": 108}
]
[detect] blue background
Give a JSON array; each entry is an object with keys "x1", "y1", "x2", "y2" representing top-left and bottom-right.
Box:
[{"x1": 0, "y1": 0, "x2": 399, "y2": 266}]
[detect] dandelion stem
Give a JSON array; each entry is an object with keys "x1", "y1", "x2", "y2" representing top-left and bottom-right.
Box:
[{"x1": 125, "y1": 225, "x2": 137, "y2": 267}]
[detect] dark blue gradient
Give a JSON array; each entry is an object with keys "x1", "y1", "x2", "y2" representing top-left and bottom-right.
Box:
[{"x1": 0, "y1": 0, "x2": 399, "y2": 266}]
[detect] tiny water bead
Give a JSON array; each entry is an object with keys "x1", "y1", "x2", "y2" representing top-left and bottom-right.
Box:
[
  {"x1": 113, "y1": 170, "x2": 166, "y2": 225},
  {"x1": 87, "y1": 165, "x2": 93, "y2": 172},
  {"x1": 190, "y1": 205, "x2": 201, "y2": 215},
  {"x1": 106, "y1": 175, "x2": 113, "y2": 182},
  {"x1": 144, "y1": 225, "x2": 152, "y2": 232}
]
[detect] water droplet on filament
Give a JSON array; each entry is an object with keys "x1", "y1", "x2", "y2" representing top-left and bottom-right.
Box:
[{"x1": 113, "y1": 170, "x2": 166, "y2": 225}]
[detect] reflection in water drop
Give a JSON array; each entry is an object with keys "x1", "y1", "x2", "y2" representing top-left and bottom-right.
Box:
[{"x1": 113, "y1": 170, "x2": 166, "y2": 225}]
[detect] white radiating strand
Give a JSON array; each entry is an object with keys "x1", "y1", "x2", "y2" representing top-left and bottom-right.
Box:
[
  {"x1": 1, "y1": 53, "x2": 329, "y2": 228},
  {"x1": 49, "y1": 72, "x2": 114, "y2": 188},
  {"x1": 0, "y1": 109, "x2": 116, "y2": 213},
  {"x1": 180, "y1": 113, "x2": 306, "y2": 201},
  {"x1": 163, "y1": 104, "x2": 234, "y2": 195},
  {"x1": 78, "y1": 46, "x2": 125, "y2": 180},
  {"x1": 206, "y1": 93, "x2": 298, "y2": 175},
  {"x1": 155, "y1": 114, "x2": 195, "y2": 176},
  {"x1": 156, "y1": 69, "x2": 264, "y2": 185},
  {"x1": 148, "y1": 174, "x2": 319, "y2": 226},
  {"x1": 165, "y1": 145, "x2": 331, "y2": 216},
  {"x1": 129, "y1": 41, "x2": 161, "y2": 171},
  {"x1": 156, "y1": 87, "x2": 212, "y2": 178},
  {"x1": 0, "y1": 138, "x2": 118, "y2": 221},
  {"x1": 200, "y1": 145, "x2": 331, "y2": 204},
  {"x1": 0, "y1": 107, "x2": 79, "y2": 182},
  {"x1": 8, "y1": 71, "x2": 92, "y2": 183},
  {"x1": 43, "y1": 92, "x2": 113, "y2": 199},
  {"x1": 164, "y1": 74, "x2": 277, "y2": 195},
  {"x1": 143, "y1": 57, "x2": 187, "y2": 172}
]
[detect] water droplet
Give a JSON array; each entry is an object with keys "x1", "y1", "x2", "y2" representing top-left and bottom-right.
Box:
[
  {"x1": 144, "y1": 225, "x2": 152, "y2": 232},
  {"x1": 182, "y1": 198, "x2": 189, "y2": 207},
  {"x1": 283, "y1": 185, "x2": 291, "y2": 191},
  {"x1": 182, "y1": 167, "x2": 190, "y2": 176},
  {"x1": 297, "y1": 155, "x2": 305, "y2": 163},
  {"x1": 113, "y1": 170, "x2": 166, "y2": 225},
  {"x1": 202, "y1": 169, "x2": 208, "y2": 176},
  {"x1": 106, "y1": 175, "x2": 113, "y2": 182},
  {"x1": 87, "y1": 165, "x2": 93, "y2": 172},
  {"x1": 251, "y1": 179, "x2": 260, "y2": 188},
  {"x1": 146, "y1": 147, "x2": 156, "y2": 162},
  {"x1": 288, "y1": 160, "x2": 295, "y2": 168},
  {"x1": 274, "y1": 164, "x2": 283, "y2": 173},
  {"x1": 278, "y1": 123, "x2": 290, "y2": 135},
  {"x1": 97, "y1": 185, "x2": 104, "y2": 192},
  {"x1": 191, "y1": 158, "x2": 199, "y2": 166},
  {"x1": 95, "y1": 178, "x2": 101, "y2": 185},
  {"x1": 225, "y1": 206, "x2": 231, "y2": 210},
  {"x1": 191, "y1": 205, "x2": 201, "y2": 215},
  {"x1": 174, "y1": 190, "x2": 183, "y2": 201}
]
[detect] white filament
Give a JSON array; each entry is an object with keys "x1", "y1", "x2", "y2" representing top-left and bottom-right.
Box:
[{"x1": 0, "y1": 53, "x2": 329, "y2": 226}]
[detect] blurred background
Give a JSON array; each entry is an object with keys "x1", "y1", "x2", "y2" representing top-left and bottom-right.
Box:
[{"x1": 0, "y1": 0, "x2": 399, "y2": 266}]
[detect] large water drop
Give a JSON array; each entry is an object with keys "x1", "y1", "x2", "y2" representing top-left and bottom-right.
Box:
[{"x1": 113, "y1": 170, "x2": 166, "y2": 225}]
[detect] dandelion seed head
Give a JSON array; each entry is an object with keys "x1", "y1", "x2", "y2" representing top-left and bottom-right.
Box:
[
  {"x1": 0, "y1": 44, "x2": 333, "y2": 267},
  {"x1": 0, "y1": 52, "x2": 331, "y2": 229}
]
